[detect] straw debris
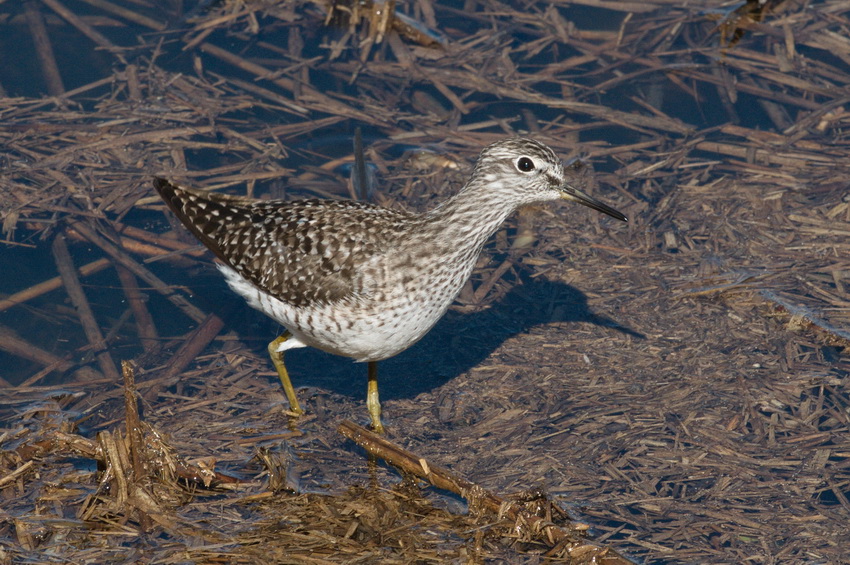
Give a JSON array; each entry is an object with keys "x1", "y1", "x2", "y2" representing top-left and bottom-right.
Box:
[{"x1": 2, "y1": 0, "x2": 850, "y2": 562}]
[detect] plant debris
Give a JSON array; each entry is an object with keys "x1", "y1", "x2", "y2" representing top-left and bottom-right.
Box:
[{"x1": 1, "y1": 0, "x2": 850, "y2": 562}]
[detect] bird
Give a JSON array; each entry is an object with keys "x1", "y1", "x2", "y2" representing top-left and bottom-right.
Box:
[{"x1": 153, "y1": 138, "x2": 627, "y2": 433}]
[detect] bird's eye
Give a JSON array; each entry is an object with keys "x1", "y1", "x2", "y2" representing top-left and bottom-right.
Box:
[{"x1": 516, "y1": 157, "x2": 535, "y2": 172}]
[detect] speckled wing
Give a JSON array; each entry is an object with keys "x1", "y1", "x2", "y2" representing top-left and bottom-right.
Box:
[{"x1": 153, "y1": 178, "x2": 410, "y2": 307}]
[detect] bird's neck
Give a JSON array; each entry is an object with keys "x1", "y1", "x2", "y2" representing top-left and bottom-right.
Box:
[{"x1": 419, "y1": 179, "x2": 520, "y2": 252}]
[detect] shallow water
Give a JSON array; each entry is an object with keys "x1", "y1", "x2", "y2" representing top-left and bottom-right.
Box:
[{"x1": 1, "y1": 1, "x2": 849, "y2": 563}]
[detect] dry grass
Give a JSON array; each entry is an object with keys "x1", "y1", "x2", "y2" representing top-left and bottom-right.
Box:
[{"x1": 2, "y1": 0, "x2": 850, "y2": 563}]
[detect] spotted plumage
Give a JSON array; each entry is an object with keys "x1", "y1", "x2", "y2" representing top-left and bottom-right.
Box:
[{"x1": 153, "y1": 137, "x2": 627, "y2": 431}]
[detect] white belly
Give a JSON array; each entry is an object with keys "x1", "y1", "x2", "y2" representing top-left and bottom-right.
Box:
[{"x1": 217, "y1": 263, "x2": 462, "y2": 362}]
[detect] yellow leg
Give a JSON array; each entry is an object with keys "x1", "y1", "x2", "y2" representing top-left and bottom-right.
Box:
[
  {"x1": 367, "y1": 361, "x2": 384, "y2": 433},
  {"x1": 268, "y1": 332, "x2": 303, "y2": 415}
]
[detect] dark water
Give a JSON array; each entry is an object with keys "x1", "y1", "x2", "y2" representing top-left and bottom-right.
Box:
[{"x1": 2, "y1": 2, "x2": 843, "y2": 564}]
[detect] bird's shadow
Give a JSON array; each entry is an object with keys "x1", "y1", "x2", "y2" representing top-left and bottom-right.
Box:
[{"x1": 220, "y1": 272, "x2": 644, "y2": 403}]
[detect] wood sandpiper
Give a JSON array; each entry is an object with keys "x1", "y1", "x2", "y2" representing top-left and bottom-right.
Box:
[{"x1": 153, "y1": 138, "x2": 627, "y2": 432}]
